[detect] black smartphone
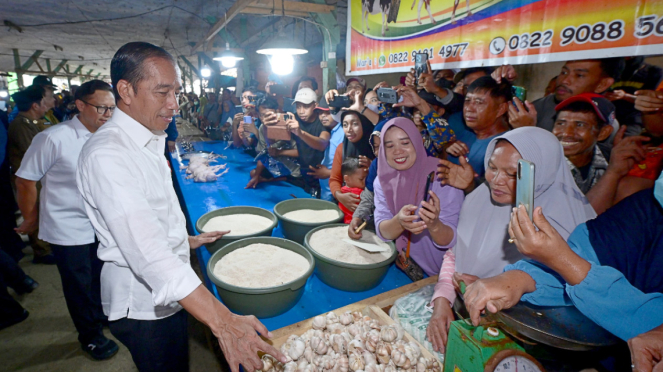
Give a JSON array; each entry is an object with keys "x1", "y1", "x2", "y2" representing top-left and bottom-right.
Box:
[
  {"x1": 328, "y1": 95, "x2": 352, "y2": 109},
  {"x1": 414, "y1": 52, "x2": 429, "y2": 85},
  {"x1": 270, "y1": 84, "x2": 290, "y2": 96},
  {"x1": 377, "y1": 87, "x2": 398, "y2": 104}
]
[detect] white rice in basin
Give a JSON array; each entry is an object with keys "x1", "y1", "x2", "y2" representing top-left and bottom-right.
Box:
[
  {"x1": 213, "y1": 244, "x2": 310, "y2": 288},
  {"x1": 308, "y1": 226, "x2": 392, "y2": 265}
]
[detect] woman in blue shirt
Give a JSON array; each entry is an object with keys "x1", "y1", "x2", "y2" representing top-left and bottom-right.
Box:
[{"x1": 463, "y1": 173, "x2": 663, "y2": 371}]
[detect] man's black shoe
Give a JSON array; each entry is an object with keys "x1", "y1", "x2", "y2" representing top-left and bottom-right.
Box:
[
  {"x1": 32, "y1": 254, "x2": 56, "y2": 265},
  {"x1": 0, "y1": 310, "x2": 29, "y2": 331},
  {"x1": 82, "y1": 336, "x2": 119, "y2": 360},
  {"x1": 12, "y1": 275, "x2": 39, "y2": 295}
]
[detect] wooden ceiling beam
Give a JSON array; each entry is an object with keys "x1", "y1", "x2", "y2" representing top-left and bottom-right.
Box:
[
  {"x1": 193, "y1": 0, "x2": 257, "y2": 52},
  {"x1": 240, "y1": 7, "x2": 311, "y2": 18},
  {"x1": 250, "y1": 0, "x2": 333, "y2": 13}
]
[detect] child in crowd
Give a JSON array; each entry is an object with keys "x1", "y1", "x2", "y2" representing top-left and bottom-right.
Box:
[{"x1": 338, "y1": 157, "x2": 366, "y2": 223}]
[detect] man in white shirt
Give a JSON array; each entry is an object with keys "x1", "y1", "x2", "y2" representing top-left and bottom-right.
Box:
[
  {"x1": 15, "y1": 80, "x2": 120, "y2": 360},
  {"x1": 76, "y1": 42, "x2": 285, "y2": 372}
]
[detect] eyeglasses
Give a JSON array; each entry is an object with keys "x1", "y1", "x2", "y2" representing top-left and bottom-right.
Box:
[{"x1": 80, "y1": 99, "x2": 116, "y2": 115}]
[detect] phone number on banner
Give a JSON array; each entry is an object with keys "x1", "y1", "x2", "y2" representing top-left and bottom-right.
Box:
[
  {"x1": 499, "y1": 19, "x2": 628, "y2": 53},
  {"x1": 386, "y1": 44, "x2": 469, "y2": 65}
]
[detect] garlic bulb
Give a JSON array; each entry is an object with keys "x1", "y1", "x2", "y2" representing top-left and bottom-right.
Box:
[
  {"x1": 331, "y1": 334, "x2": 347, "y2": 354},
  {"x1": 416, "y1": 358, "x2": 426, "y2": 372},
  {"x1": 365, "y1": 363, "x2": 380, "y2": 372},
  {"x1": 366, "y1": 319, "x2": 381, "y2": 330},
  {"x1": 351, "y1": 312, "x2": 363, "y2": 322},
  {"x1": 386, "y1": 362, "x2": 398, "y2": 372},
  {"x1": 320, "y1": 355, "x2": 336, "y2": 370},
  {"x1": 287, "y1": 336, "x2": 306, "y2": 361},
  {"x1": 328, "y1": 323, "x2": 345, "y2": 335},
  {"x1": 296, "y1": 359, "x2": 309, "y2": 372},
  {"x1": 348, "y1": 350, "x2": 365, "y2": 372},
  {"x1": 326, "y1": 312, "x2": 340, "y2": 325},
  {"x1": 339, "y1": 311, "x2": 354, "y2": 326},
  {"x1": 261, "y1": 355, "x2": 276, "y2": 372},
  {"x1": 375, "y1": 342, "x2": 392, "y2": 364},
  {"x1": 334, "y1": 354, "x2": 349, "y2": 372},
  {"x1": 347, "y1": 324, "x2": 362, "y2": 338},
  {"x1": 312, "y1": 315, "x2": 327, "y2": 330},
  {"x1": 340, "y1": 332, "x2": 353, "y2": 344},
  {"x1": 379, "y1": 324, "x2": 404, "y2": 343},
  {"x1": 311, "y1": 336, "x2": 329, "y2": 355},
  {"x1": 284, "y1": 361, "x2": 297, "y2": 372},
  {"x1": 304, "y1": 346, "x2": 315, "y2": 363},
  {"x1": 364, "y1": 330, "x2": 380, "y2": 352},
  {"x1": 407, "y1": 342, "x2": 421, "y2": 362},
  {"x1": 390, "y1": 347, "x2": 411, "y2": 369},
  {"x1": 348, "y1": 339, "x2": 365, "y2": 354},
  {"x1": 362, "y1": 349, "x2": 377, "y2": 366}
]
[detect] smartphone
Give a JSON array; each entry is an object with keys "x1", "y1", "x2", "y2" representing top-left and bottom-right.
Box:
[
  {"x1": 377, "y1": 87, "x2": 398, "y2": 104},
  {"x1": 512, "y1": 86, "x2": 527, "y2": 102},
  {"x1": 276, "y1": 113, "x2": 294, "y2": 126},
  {"x1": 516, "y1": 159, "x2": 535, "y2": 220},
  {"x1": 270, "y1": 84, "x2": 290, "y2": 96},
  {"x1": 414, "y1": 51, "x2": 429, "y2": 85},
  {"x1": 328, "y1": 95, "x2": 352, "y2": 109}
]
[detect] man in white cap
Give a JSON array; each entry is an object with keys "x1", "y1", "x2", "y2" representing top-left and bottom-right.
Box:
[{"x1": 285, "y1": 88, "x2": 330, "y2": 196}]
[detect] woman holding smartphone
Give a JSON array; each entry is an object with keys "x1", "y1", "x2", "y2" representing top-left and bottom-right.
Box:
[
  {"x1": 426, "y1": 127, "x2": 597, "y2": 352},
  {"x1": 374, "y1": 118, "x2": 464, "y2": 279}
]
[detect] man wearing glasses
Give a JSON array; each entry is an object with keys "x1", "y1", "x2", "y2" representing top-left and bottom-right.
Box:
[{"x1": 14, "y1": 80, "x2": 120, "y2": 361}]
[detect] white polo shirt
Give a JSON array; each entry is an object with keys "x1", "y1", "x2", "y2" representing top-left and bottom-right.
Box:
[
  {"x1": 16, "y1": 116, "x2": 96, "y2": 246},
  {"x1": 76, "y1": 108, "x2": 201, "y2": 321}
]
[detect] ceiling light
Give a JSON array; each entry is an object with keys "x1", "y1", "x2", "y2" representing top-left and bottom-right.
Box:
[
  {"x1": 256, "y1": 39, "x2": 308, "y2": 56},
  {"x1": 201, "y1": 67, "x2": 211, "y2": 78},
  {"x1": 270, "y1": 53, "x2": 294, "y2": 75},
  {"x1": 213, "y1": 42, "x2": 245, "y2": 69},
  {"x1": 0, "y1": 90, "x2": 8, "y2": 98}
]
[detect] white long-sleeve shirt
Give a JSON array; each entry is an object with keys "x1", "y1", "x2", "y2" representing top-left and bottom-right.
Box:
[
  {"x1": 16, "y1": 116, "x2": 95, "y2": 245},
  {"x1": 76, "y1": 108, "x2": 201, "y2": 321}
]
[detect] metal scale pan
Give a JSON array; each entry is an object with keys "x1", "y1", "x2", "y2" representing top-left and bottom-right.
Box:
[{"x1": 454, "y1": 296, "x2": 621, "y2": 351}]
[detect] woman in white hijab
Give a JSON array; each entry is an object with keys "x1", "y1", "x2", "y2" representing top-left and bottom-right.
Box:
[{"x1": 426, "y1": 127, "x2": 597, "y2": 352}]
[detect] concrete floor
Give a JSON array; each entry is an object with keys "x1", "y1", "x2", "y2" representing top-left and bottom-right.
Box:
[
  {"x1": 0, "y1": 240, "x2": 225, "y2": 371},
  {"x1": 0, "y1": 119, "x2": 227, "y2": 371}
]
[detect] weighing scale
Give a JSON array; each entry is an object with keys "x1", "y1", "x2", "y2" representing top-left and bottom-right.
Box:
[{"x1": 443, "y1": 284, "x2": 621, "y2": 372}]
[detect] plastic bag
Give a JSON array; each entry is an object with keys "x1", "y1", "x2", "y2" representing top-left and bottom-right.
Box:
[{"x1": 389, "y1": 284, "x2": 444, "y2": 363}]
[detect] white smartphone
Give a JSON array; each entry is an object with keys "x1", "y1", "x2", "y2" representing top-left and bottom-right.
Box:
[{"x1": 516, "y1": 159, "x2": 535, "y2": 220}]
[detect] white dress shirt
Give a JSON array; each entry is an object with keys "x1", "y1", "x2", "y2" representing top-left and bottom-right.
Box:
[
  {"x1": 76, "y1": 108, "x2": 201, "y2": 321},
  {"x1": 15, "y1": 116, "x2": 96, "y2": 245}
]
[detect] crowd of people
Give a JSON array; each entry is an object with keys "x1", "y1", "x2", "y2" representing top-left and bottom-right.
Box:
[{"x1": 0, "y1": 40, "x2": 662, "y2": 372}]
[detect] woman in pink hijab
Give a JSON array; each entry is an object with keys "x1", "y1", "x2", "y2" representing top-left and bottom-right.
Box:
[{"x1": 374, "y1": 118, "x2": 464, "y2": 277}]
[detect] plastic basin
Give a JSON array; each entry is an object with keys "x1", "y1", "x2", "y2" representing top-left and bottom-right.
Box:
[
  {"x1": 207, "y1": 237, "x2": 315, "y2": 318},
  {"x1": 304, "y1": 224, "x2": 397, "y2": 292},
  {"x1": 196, "y1": 206, "x2": 278, "y2": 254},
  {"x1": 273, "y1": 199, "x2": 343, "y2": 244}
]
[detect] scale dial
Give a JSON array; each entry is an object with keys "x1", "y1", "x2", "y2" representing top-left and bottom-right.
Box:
[{"x1": 484, "y1": 350, "x2": 545, "y2": 372}]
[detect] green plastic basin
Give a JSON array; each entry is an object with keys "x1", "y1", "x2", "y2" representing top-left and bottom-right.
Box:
[
  {"x1": 304, "y1": 224, "x2": 397, "y2": 292},
  {"x1": 273, "y1": 199, "x2": 343, "y2": 244},
  {"x1": 207, "y1": 237, "x2": 315, "y2": 318},
  {"x1": 196, "y1": 206, "x2": 278, "y2": 254}
]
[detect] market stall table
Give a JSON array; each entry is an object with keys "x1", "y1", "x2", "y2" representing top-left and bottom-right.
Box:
[{"x1": 170, "y1": 141, "x2": 413, "y2": 330}]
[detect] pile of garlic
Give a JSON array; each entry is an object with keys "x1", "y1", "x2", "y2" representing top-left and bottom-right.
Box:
[{"x1": 262, "y1": 311, "x2": 441, "y2": 372}]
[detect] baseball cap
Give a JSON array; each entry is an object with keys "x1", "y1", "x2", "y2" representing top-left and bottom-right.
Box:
[
  {"x1": 316, "y1": 97, "x2": 330, "y2": 111},
  {"x1": 32, "y1": 75, "x2": 57, "y2": 89},
  {"x1": 294, "y1": 88, "x2": 317, "y2": 104},
  {"x1": 346, "y1": 77, "x2": 366, "y2": 90},
  {"x1": 555, "y1": 93, "x2": 616, "y2": 126}
]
